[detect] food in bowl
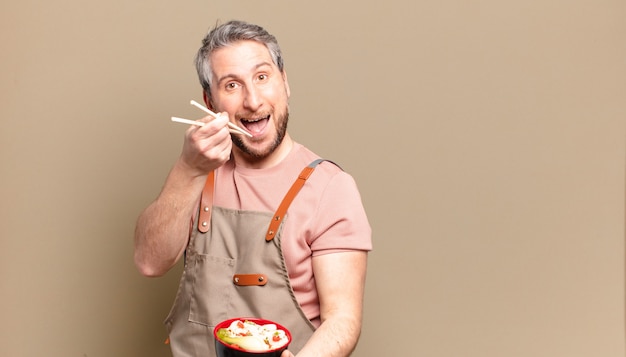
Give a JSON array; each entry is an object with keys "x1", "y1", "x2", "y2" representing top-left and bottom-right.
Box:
[{"x1": 214, "y1": 318, "x2": 291, "y2": 353}]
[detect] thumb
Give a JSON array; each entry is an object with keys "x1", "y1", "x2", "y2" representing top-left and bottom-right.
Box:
[{"x1": 281, "y1": 349, "x2": 295, "y2": 357}]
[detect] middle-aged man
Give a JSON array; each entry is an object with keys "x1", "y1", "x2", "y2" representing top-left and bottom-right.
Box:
[{"x1": 134, "y1": 20, "x2": 372, "y2": 357}]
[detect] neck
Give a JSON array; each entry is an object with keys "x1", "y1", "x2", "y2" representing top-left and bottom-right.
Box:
[{"x1": 232, "y1": 133, "x2": 294, "y2": 169}]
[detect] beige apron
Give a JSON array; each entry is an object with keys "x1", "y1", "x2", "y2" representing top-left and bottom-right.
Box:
[{"x1": 165, "y1": 160, "x2": 328, "y2": 357}]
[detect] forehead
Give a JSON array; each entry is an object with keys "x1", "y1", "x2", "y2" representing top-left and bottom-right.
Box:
[{"x1": 210, "y1": 40, "x2": 274, "y2": 79}]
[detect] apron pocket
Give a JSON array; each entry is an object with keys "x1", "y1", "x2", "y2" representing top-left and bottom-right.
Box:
[{"x1": 188, "y1": 254, "x2": 235, "y2": 327}]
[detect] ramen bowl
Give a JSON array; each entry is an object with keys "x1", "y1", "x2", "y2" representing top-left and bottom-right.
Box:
[{"x1": 214, "y1": 317, "x2": 292, "y2": 357}]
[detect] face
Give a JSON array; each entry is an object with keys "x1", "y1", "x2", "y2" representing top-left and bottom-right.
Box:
[{"x1": 206, "y1": 40, "x2": 291, "y2": 162}]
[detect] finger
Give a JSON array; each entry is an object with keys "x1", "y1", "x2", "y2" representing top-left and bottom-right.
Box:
[
  {"x1": 188, "y1": 115, "x2": 229, "y2": 142},
  {"x1": 280, "y1": 350, "x2": 294, "y2": 357},
  {"x1": 222, "y1": 150, "x2": 232, "y2": 162}
]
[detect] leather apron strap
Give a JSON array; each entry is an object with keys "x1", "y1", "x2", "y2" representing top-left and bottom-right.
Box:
[
  {"x1": 265, "y1": 159, "x2": 327, "y2": 241},
  {"x1": 197, "y1": 171, "x2": 215, "y2": 233}
]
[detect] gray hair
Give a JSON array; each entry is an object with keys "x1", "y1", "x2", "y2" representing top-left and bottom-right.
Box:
[{"x1": 195, "y1": 20, "x2": 285, "y2": 101}]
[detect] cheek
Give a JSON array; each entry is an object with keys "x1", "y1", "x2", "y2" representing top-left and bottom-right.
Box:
[
  {"x1": 269, "y1": 87, "x2": 288, "y2": 105},
  {"x1": 213, "y1": 96, "x2": 241, "y2": 113}
]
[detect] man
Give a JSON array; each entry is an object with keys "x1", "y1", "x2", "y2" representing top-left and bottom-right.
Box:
[{"x1": 134, "y1": 20, "x2": 372, "y2": 357}]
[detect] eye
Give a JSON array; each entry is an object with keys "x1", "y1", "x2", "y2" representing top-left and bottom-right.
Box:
[
  {"x1": 258, "y1": 74, "x2": 268, "y2": 81},
  {"x1": 225, "y1": 82, "x2": 239, "y2": 90}
]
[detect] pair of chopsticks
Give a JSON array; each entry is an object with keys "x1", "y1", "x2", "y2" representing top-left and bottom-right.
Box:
[{"x1": 171, "y1": 100, "x2": 253, "y2": 137}]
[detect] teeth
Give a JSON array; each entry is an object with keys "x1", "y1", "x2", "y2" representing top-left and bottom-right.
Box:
[{"x1": 242, "y1": 115, "x2": 269, "y2": 123}]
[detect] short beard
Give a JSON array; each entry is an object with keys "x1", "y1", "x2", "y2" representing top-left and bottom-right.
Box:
[{"x1": 232, "y1": 108, "x2": 289, "y2": 160}]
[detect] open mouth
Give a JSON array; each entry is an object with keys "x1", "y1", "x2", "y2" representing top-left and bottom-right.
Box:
[{"x1": 240, "y1": 115, "x2": 270, "y2": 135}]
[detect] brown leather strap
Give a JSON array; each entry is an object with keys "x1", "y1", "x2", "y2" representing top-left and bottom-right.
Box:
[
  {"x1": 198, "y1": 171, "x2": 215, "y2": 233},
  {"x1": 233, "y1": 274, "x2": 268, "y2": 286},
  {"x1": 265, "y1": 159, "x2": 327, "y2": 241}
]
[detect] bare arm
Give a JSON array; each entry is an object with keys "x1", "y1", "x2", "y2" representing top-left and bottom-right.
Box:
[
  {"x1": 284, "y1": 251, "x2": 368, "y2": 357},
  {"x1": 134, "y1": 113, "x2": 232, "y2": 277}
]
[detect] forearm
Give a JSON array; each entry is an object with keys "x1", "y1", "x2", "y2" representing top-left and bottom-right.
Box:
[
  {"x1": 134, "y1": 159, "x2": 207, "y2": 277},
  {"x1": 296, "y1": 312, "x2": 362, "y2": 357}
]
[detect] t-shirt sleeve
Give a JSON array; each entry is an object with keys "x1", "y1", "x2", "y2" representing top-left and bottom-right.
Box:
[{"x1": 308, "y1": 170, "x2": 373, "y2": 255}]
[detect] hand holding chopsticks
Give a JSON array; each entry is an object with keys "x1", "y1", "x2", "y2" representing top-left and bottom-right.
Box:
[{"x1": 171, "y1": 100, "x2": 253, "y2": 138}]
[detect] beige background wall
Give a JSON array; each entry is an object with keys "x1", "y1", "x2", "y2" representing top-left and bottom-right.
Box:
[{"x1": 1, "y1": 0, "x2": 624, "y2": 356}]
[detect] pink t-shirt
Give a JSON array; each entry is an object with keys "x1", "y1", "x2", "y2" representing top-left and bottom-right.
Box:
[{"x1": 213, "y1": 143, "x2": 372, "y2": 324}]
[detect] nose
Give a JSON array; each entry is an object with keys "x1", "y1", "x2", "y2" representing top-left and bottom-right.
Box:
[{"x1": 243, "y1": 85, "x2": 262, "y2": 112}]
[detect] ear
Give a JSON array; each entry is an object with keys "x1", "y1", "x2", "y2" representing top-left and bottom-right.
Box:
[
  {"x1": 202, "y1": 91, "x2": 214, "y2": 111},
  {"x1": 282, "y1": 70, "x2": 290, "y2": 98}
]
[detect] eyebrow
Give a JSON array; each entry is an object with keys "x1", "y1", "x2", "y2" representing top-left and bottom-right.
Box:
[{"x1": 215, "y1": 61, "x2": 274, "y2": 86}]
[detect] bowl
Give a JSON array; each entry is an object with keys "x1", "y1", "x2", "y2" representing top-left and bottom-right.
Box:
[{"x1": 213, "y1": 317, "x2": 292, "y2": 357}]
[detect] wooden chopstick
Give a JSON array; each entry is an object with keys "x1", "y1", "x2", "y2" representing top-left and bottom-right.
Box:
[
  {"x1": 171, "y1": 116, "x2": 253, "y2": 137},
  {"x1": 189, "y1": 100, "x2": 253, "y2": 137},
  {"x1": 171, "y1": 117, "x2": 206, "y2": 127}
]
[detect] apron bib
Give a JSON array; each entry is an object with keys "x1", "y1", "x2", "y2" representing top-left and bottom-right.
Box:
[{"x1": 164, "y1": 160, "x2": 328, "y2": 357}]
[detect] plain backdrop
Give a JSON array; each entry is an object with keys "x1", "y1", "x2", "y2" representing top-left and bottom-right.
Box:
[{"x1": 1, "y1": 0, "x2": 625, "y2": 356}]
